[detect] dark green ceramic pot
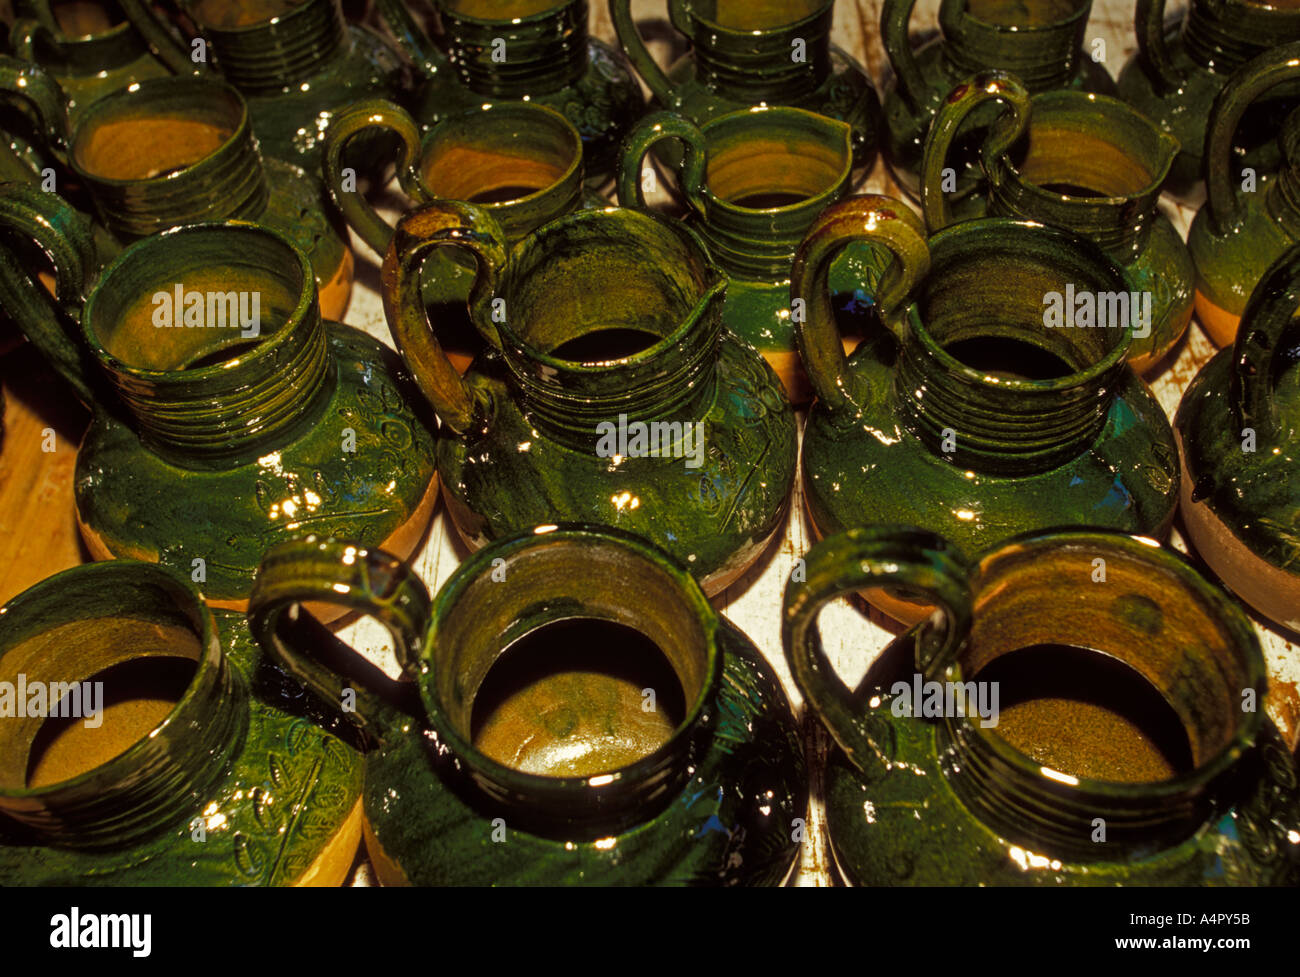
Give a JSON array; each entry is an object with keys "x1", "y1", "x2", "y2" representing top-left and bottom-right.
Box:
[
  {"x1": 920, "y1": 71, "x2": 1192, "y2": 372},
  {"x1": 616, "y1": 105, "x2": 864, "y2": 405},
  {"x1": 9, "y1": 0, "x2": 171, "y2": 126},
  {"x1": 325, "y1": 97, "x2": 596, "y2": 373},
  {"x1": 249, "y1": 528, "x2": 807, "y2": 885},
  {"x1": 375, "y1": 0, "x2": 643, "y2": 187},
  {"x1": 1187, "y1": 43, "x2": 1300, "y2": 349},
  {"x1": 882, "y1": 0, "x2": 1115, "y2": 205},
  {"x1": 0, "y1": 65, "x2": 354, "y2": 320},
  {"x1": 122, "y1": 0, "x2": 408, "y2": 175},
  {"x1": 383, "y1": 200, "x2": 797, "y2": 596},
  {"x1": 1176, "y1": 243, "x2": 1300, "y2": 633},
  {"x1": 0, "y1": 560, "x2": 365, "y2": 884},
  {"x1": 0, "y1": 188, "x2": 439, "y2": 615},
  {"x1": 784, "y1": 526, "x2": 1300, "y2": 885},
  {"x1": 610, "y1": 0, "x2": 878, "y2": 175},
  {"x1": 1118, "y1": 0, "x2": 1300, "y2": 197},
  {"x1": 794, "y1": 196, "x2": 1180, "y2": 624}
]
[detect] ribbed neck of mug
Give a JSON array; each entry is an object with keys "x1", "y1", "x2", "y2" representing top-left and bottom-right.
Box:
[
  {"x1": 1182, "y1": 0, "x2": 1295, "y2": 75},
  {"x1": 31, "y1": 19, "x2": 148, "y2": 76},
  {"x1": 1268, "y1": 118, "x2": 1300, "y2": 236},
  {"x1": 0, "y1": 572, "x2": 246, "y2": 850},
  {"x1": 504, "y1": 292, "x2": 724, "y2": 450},
  {"x1": 988, "y1": 175, "x2": 1158, "y2": 258},
  {"x1": 197, "y1": 0, "x2": 347, "y2": 91},
  {"x1": 690, "y1": 12, "x2": 832, "y2": 101},
  {"x1": 441, "y1": 0, "x2": 588, "y2": 97},
  {"x1": 942, "y1": 3, "x2": 1086, "y2": 91},
  {"x1": 697, "y1": 201, "x2": 825, "y2": 281}
]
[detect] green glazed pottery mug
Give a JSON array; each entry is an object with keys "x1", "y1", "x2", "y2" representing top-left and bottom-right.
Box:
[
  {"x1": 383, "y1": 200, "x2": 798, "y2": 596},
  {"x1": 920, "y1": 71, "x2": 1193, "y2": 372},
  {"x1": 881, "y1": 0, "x2": 1115, "y2": 204},
  {"x1": 784, "y1": 526, "x2": 1300, "y2": 885},
  {"x1": 9, "y1": 0, "x2": 171, "y2": 125},
  {"x1": 616, "y1": 105, "x2": 858, "y2": 404},
  {"x1": 609, "y1": 0, "x2": 880, "y2": 171},
  {"x1": 0, "y1": 559, "x2": 365, "y2": 884},
  {"x1": 0, "y1": 186, "x2": 439, "y2": 616},
  {"x1": 1187, "y1": 42, "x2": 1300, "y2": 348},
  {"x1": 325, "y1": 98, "x2": 591, "y2": 373},
  {"x1": 793, "y1": 195, "x2": 1180, "y2": 624},
  {"x1": 374, "y1": 0, "x2": 644, "y2": 186},
  {"x1": 0, "y1": 62, "x2": 355, "y2": 320},
  {"x1": 118, "y1": 0, "x2": 409, "y2": 174},
  {"x1": 1118, "y1": 0, "x2": 1300, "y2": 196},
  {"x1": 1176, "y1": 242, "x2": 1300, "y2": 633},
  {"x1": 248, "y1": 527, "x2": 808, "y2": 885}
]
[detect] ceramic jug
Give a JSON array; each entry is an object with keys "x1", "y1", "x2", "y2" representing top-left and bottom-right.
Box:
[
  {"x1": 1118, "y1": 0, "x2": 1300, "y2": 196},
  {"x1": 0, "y1": 187, "x2": 439, "y2": 615},
  {"x1": 374, "y1": 0, "x2": 643, "y2": 186},
  {"x1": 248, "y1": 527, "x2": 808, "y2": 885},
  {"x1": 617, "y1": 105, "x2": 864, "y2": 404},
  {"x1": 383, "y1": 200, "x2": 797, "y2": 596},
  {"x1": 1187, "y1": 42, "x2": 1300, "y2": 348},
  {"x1": 1176, "y1": 242, "x2": 1300, "y2": 634},
  {"x1": 882, "y1": 0, "x2": 1114, "y2": 204},
  {"x1": 610, "y1": 0, "x2": 879, "y2": 172},
  {"x1": 784, "y1": 526, "x2": 1300, "y2": 885},
  {"x1": 0, "y1": 560, "x2": 365, "y2": 884},
  {"x1": 0, "y1": 60, "x2": 354, "y2": 320},
  {"x1": 120, "y1": 0, "x2": 408, "y2": 173},
  {"x1": 9, "y1": 0, "x2": 171, "y2": 125},
  {"x1": 794, "y1": 196, "x2": 1180, "y2": 623},
  {"x1": 325, "y1": 98, "x2": 591, "y2": 372},
  {"x1": 920, "y1": 71, "x2": 1192, "y2": 372}
]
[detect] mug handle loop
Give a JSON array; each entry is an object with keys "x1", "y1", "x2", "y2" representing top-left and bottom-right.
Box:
[
  {"x1": 323, "y1": 99, "x2": 427, "y2": 256},
  {"x1": 1135, "y1": 0, "x2": 1183, "y2": 95},
  {"x1": 920, "y1": 71, "x2": 1031, "y2": 232},
  {"x1": 117, "y1": 0, "x2": 209, "y2": 75},
  {"x1": 882, "y1": 0, "x2": 928, "y2": 113},
  {"x1": 609, "y1": 0, "x2": 681, "y2": 107},
  {"x1": 249, "y1": 537, "x2": 432, "y2": 748},
  {"x1": 381, "y1": 199, "x2": 508, "y2": 435},
  {"x1": 373, "y1": 0, "x2": 445, "y2": 78},
  {"x1": 1205, "y1": 41, "x2": 1300, "y2": 235},
  {"x1": 783, "y1": 526, "x2": 973, "y2": 779},
  {"x1": 0, "y1": 54, "x2": 72, "y2": 163},
  {"x1": 1231, "y1": 243, "x2": 1300, "y2": 441},
  {"x1": 791, "y1": 194, "x2": 930, "y2": 414},
  {"x1": 615, "y1": 111, "x2": 709, "y2": 219},
  {"x1": 0, "y1": 183, "x2": 99, "y2": 405}
]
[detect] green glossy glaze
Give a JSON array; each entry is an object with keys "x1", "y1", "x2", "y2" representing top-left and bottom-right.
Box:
[
  {"x1": 785, "y1": 527, "x2": 1300, "y2": 885},
  {"x1": 123, "y1": 0, "x2": 408, "y2": 174},
  {"x1": 9, "y1": 0, "x2": 171, "y2": 126},
  {"x1": 617, "y1": 106, "x2": 861, "y2": 404},
  {"x1": 0, "y1": 561, "x2": 364, "y2": 884},
  {"x1": 249, "y1": 528, "x2": 807, "y2": 885},
  {"x1": 325, "y1": 97, "x2": 595, "y2": 370},
  {"x1": 0, "y1": 189, "x2": 438, "y2": 608},
  {"x1": 0, "y1": 66, "x2": 354, "y2": 319},
  {"x1": 1118, "y1": 0, "x2": 1300, "y2": 196},
  {"x1": 921, "y1": 72, "x2": 1193, "y2": 371},
  {"x1": 376, "y1": 0, "x2": 644, "y2": 187},
  {"x1": 794, "y1": 197, "x2": 1180, "y2": 614},
  {"x1": 611, "y1": 0, "x2": 879, "y2": 173},
  {"x1": 882, "y1": 0, "x2": 1115, "y2": 204},
  {"x1": 1176, "y1": 244, "x2": 1300, "y2": 633},
  {"x1": 1187, "y1": 43, "x2": 1300, "y2": 348},
  {"x1": 383, "y1": 201, "x2": 797, "y2": 596}
]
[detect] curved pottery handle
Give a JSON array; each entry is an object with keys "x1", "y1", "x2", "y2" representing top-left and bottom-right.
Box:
[
  {"x1": 615, "y1": 110, "x2": 709, "y2": 218},
  {"x1": 608, "y1": 0, "x2": 682, "y2": 107},
  {"x1": 381, "y1": 199, "x2": 508, "y2": 434},
  {"x1": 783, "y1": 526, "x2": 973, "y2": 778},
  {"x1": 249, "y1": 536, "x2": 432, "y2": 747},
  {"x1": 1232, "y1": 243, "x2": 1300, "y2": 441},
  {"x1": 373, "y1": 0, "x2": 445, "y2": 78},
  {"x1": 117, "y1": 0, "x2": 208, "y2": 75},
  {"x1": 881, "y1": 0, "x2": 928, "y2": 112},
  {"x1": 0, "y1": 182, "x2": 98, "y2": 404},
  {"x1": 791, "y1": 194, "x2": 930, "y2": 413},
  {"x1": 1135, "y1": 0, "x2": 1183, "y2": 95},
  {"x1": 1205, "y1": 41, "x2": 1300, "y2": 234},
  {"x1": 324, "y1": 99, "x2": 427, "y2": 256},
  {"x1": 0, "y1": 53, "x2": 72, "y2": 162},
  {"x1": 920, "y1": 71, "x2": 1031, "y2": 232}
]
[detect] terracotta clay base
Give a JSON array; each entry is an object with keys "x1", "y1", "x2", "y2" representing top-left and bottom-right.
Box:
[
  {"x1": 764, "y1": 337, "x2": 859, "y2": 408},
  {"x1": 318, "y1": 249, "x2": 355, "y2": 324},
  {"x1": 295, "y1": 796, "x2": 365, "y2": 887},
  {"x1": 1194, "y1": 288, "x2": 1241, "y2": 349},
  {"x1": 361, "y1": 814, "x2": 409, "y2": 886},
  {"x1": 1130, "y1": 303, "x2": 1194, "y2": 376}
]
